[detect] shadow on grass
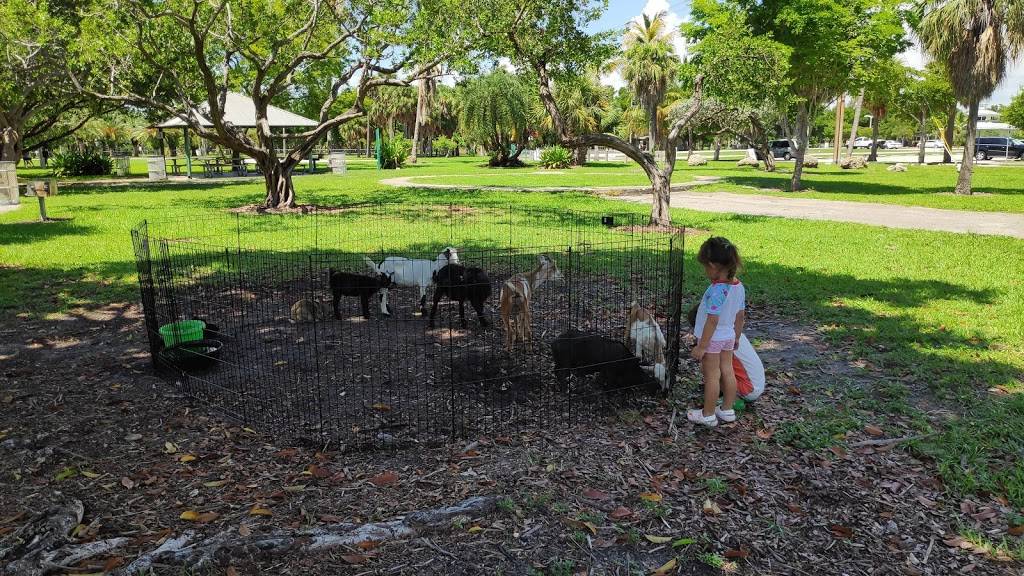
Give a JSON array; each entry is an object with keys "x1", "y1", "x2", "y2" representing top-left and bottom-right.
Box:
[{"x1": 0, "y1": 220, "x2": 99, "y2": 247}]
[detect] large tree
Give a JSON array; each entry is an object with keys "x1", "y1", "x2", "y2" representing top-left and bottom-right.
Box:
[
  {"x1": 459, "y1": 70, "x2": 533, "y2": 167},
  {"x1": 616, "y1": 11, "x2": 679, "y2": 153},
  {"x1": 479, "y1": 0, "x2": 708, "y2": 225},
  {"x1": 919, "y1": 0, "x2": 1024, "y2": 194},
  {"x1": 898, "y1": 62, "x2": 955, "y2": 164},
  {"x1": 733, "y1": 0, "x2": 907, "y2": 190},
  {"x1": 0, "y1": 0, "x2": 102, "y2": 163},
  {"x1": 685, "y1": 0, "x2": 793, "y2": 171},
  {"x1": 863, "y1": 58, "x2": 907, "y2": 161},
  {"x1": 536, "y1": 71, "x2": 611, "y2": 165},
  {"x1": 75, "y1": 0, "x2": 476, "y2": 208}
]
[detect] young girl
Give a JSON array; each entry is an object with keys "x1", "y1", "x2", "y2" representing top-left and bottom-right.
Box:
[{"x1": 689, "y1": 237, "x2": 745, "y2": 427}]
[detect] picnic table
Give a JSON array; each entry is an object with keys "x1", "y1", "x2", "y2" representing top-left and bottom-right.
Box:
[{"x1": 165, "y1": 154, "x2": 320, "y2": 177}]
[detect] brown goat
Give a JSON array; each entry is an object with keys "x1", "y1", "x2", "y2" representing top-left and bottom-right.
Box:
[{"x1": 499, "y1": 254, "x2": 563, "y2": 349}]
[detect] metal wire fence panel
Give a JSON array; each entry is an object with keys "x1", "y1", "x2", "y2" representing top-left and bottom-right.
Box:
[{"x1": 132, "y1": 204, "x2": 684, "y2": 448}]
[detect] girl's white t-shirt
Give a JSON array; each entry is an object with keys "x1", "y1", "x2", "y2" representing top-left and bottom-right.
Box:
[{"x1": 695, "y1": 280, "x2": 745, "y2": 342}]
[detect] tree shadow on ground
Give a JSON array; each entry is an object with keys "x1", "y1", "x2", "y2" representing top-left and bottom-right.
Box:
[
  {"x1": 0, "y1": 220, "x2": 98, "y2": 247},
  {"x1": 4, "y1": 207, "x2": 1017, "y2": 396}
]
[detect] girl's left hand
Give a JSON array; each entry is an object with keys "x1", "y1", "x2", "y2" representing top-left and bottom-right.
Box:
[{"x1": 691, "y1": 346, "x2": 706, "y2": 361}]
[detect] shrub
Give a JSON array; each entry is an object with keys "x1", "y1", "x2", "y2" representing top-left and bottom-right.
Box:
[
  {"x1": 52, "y1": 151, "x2": 113, "y2": 176},
  {"x1": 379, "y1": 134, "x2": 411, "y2": 169},
  {"x1": 539, "y1": 145, "x2": 572, "y2": 169},
  {"x1": 431, "y1": 135, "x2": 459, "y2": 157}
]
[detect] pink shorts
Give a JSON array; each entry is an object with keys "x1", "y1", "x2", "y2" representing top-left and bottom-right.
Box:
[{"x1": 706, "y1": 339, "x2": 736, "y2": 354}]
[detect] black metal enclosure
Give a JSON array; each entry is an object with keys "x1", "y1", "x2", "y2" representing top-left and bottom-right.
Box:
[{"x1": 131, "y1": 205, "x2": 684, "y2": 448}]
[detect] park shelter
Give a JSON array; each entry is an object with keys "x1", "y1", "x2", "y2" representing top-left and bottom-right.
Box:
[{"x1": 153, "y1": 92, "x2": 318, "y2": 178}]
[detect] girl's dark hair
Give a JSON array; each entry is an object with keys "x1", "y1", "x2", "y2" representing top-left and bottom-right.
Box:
[{"x1": 697, "y1": 236, "x2": 741, "y2": 278}]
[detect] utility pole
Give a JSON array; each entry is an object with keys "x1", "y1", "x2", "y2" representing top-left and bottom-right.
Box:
[{"x1": 833, "y1": 93, "x2": 846, "y2": 165}]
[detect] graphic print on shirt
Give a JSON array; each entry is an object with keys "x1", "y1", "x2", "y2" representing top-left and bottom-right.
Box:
[{"x1": 702, "y1": 283, "x2": 731, "y2": 315}]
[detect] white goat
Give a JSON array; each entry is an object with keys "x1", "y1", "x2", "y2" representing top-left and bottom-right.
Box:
[
  {"x1": 624, "y1": 301, "x2": 668, "y2": 391},
  {"x1": 365, "y1": 248, "x2": 459, "y2": 316}
]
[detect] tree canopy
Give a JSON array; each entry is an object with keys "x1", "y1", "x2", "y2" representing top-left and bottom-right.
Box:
[{"x1": 74, "y1": 0, "x2": 481, "y2": 207}]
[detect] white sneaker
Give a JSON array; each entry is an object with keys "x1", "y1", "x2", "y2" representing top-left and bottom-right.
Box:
[
  {"x1": 715, "y1": 407, "x2": 736, "y2": 423},
  {"x1": 687, "y1": 408, "x2": 718, "y2": 427}
]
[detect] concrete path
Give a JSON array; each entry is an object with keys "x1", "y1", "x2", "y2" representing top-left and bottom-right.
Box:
[
  {"x1": 615, "y1": 190, "x2": 1024, "y2": 239},
  {"x1": 0, "y1": 203, "x2": 21, "y2": 214},
  {"x1": 379, "y1": 174, "x2": 721, "y2": 194}
]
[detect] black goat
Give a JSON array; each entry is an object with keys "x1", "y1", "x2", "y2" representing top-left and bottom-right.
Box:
[
  {"x1": 328, "y1": 268, "x2": 393, "y2": 319},
  {"x1": 551, "y1": 329, "x2": 659, "y2": 395},
  {"x1": 428, "y1": 264, "x2": 491, "y2": 328}
]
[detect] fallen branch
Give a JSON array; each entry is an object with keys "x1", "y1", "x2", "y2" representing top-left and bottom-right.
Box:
[
  {"x1": 116, "y1": 495, "x2": 497, "y2": 574},
  {"x1": 3, "y1": 496, "x2": 498, "y2": 575},
  {"x1": 1, "y1": 496, "x2": 84, "y2": 576}
]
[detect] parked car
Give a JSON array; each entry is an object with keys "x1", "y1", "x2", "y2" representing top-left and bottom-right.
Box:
[
  {"x1": 924, "y1": 139, "x2": 944, "y2": 149},
  {"x1": 852, "y1": 137, "x2": 873, "y2": 149},
  {"x1": 881, "y1": 140, "x2": 902, "y2": 149},
  {"x1": 756, "y1": 139, "x2": 795, "y2": 160},
  {"x1": 974, "y1": 137, "x2": 1024, "y2": 160}
]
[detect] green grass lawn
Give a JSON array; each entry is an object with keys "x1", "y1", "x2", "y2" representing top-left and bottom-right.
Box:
[
  {"x1": 402, "y1": 158, "x2": 1024, "y2": 214},
  {"x1": 2, "y1": 155, "x2": 1022, "y2": 506}
]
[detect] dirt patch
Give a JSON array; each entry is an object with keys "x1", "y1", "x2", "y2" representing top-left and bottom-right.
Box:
[
  {"x1": 227, "y1": 203, "x2": 368, "y2": 215},
  {"x1": 0, "y1": 303, "x2": 1018, "y2": 574},
  {"x1": 616, "y1": 224, "x2": 710, "y2": 236}
]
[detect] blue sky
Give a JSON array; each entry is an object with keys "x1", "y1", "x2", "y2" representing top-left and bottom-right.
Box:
[{"x1": 595, "y1": 0, "x2": 1022, "y2": 105}]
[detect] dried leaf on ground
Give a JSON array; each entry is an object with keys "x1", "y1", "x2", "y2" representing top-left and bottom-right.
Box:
[
  {"x1": 702, "y1": 498, "x2": 722, "y2": 516},
  {"x1": 369, "y1": 470, "x2": 399, "y2": 487},
  {"x1": 609, "y1": 506, "x2": 633, "y2": 520},
  {"x1": 651, "y1": 557, "x2": 677, "y2": 575}
]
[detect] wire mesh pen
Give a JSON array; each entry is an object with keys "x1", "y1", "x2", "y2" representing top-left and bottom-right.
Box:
[{"x1": 131, "y1": 204, "x2": 685, "y2": 449}]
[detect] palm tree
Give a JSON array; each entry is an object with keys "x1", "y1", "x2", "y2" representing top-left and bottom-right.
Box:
[
  {"x1": 617, "y1": 11, "x2": 679, "y2": 152},
  {"x1": 536, "y1": 72, "x2": 611, "y2": 164},
  {"x1": 919, "y1": 0, "x2": 1024, "y2": 194}
]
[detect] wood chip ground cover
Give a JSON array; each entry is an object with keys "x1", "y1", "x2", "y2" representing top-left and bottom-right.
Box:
[{"x1": 0, "y1": 304, "x2": 1020, "y2": 574}]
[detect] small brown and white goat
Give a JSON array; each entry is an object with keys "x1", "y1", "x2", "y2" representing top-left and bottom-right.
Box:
[
  {"x1": 624, "y1": 301, "x2": 668, "y2": 390},
  {"x1": 499, "y1": 254, "x2": 563, "y2": 349}
]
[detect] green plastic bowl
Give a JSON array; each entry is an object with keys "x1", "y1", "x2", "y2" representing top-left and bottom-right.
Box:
[{"x1": 158, "y1": 320, "x2": 206, "y2": 347}]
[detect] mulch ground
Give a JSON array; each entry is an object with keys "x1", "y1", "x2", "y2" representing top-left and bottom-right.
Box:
[{"x1": 0, "y1": 303, "x2": 1020, "y2": 575}]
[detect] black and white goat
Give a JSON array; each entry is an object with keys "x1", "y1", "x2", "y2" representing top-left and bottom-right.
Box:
[
  {"x1": 551, "y1": 329, "x2": 659, "y2": 396},
  {"x1": 328, "y1": 268, "x2": 394, "y2": 319},
  {"x1": 428, "y1": 263, "x2": 491, "y2": 328},
  {"x1": 364, "y1": 248, "x2": 458, "y2": 316}
]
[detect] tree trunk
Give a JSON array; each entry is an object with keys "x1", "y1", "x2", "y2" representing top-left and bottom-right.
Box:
[
  {"x1": 574, "y1": 145, "x2": 588, "y2": 166},
  {"x1": 917, "y1": 109, "x2": 927, "y2": 165},
  {"x1": 650, "y1": 172, "x2": 671, "y2": 226},
  {"x1": 955, "y1": 97, "x2": 978, "y2": 195},
  {"x1": 943, "y1": 103, "x2": 956, "y2": 164},
  {"x1": 262, "y1": 159, "x2": 297, "y2": 208},
  {"x1": 713, "y1": 137, "x2": 721, "y2": 161},
  {"x1": 868, "y1": 111, "x2": 881, "y2": 162},
  {"x1": 0, "y1": 138, "x2": 20, "y2": 164},
  {"x1": 846, "y1": 88, "x2": 865, "y2": 156},
  {"x1": 790, "y1": 102, "x2": 809, "y2": 191},
  {"x1": 410, "y1": 78, "x2": 426, "y2": 164},
  {"x1": 647, "y1": 104, "x2": 657, "y2": 153}
]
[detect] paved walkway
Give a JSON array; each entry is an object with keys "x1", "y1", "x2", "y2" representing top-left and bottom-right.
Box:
[
  {"x1": 0, "y1": 204, "x2": 20, "y2": 214},
  {"x1": 379, "y1": 174, "x2": 720, "y2": 194},
  {"x1": 615, "y1": 191, "x2": 1024, "y2": 239}
]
